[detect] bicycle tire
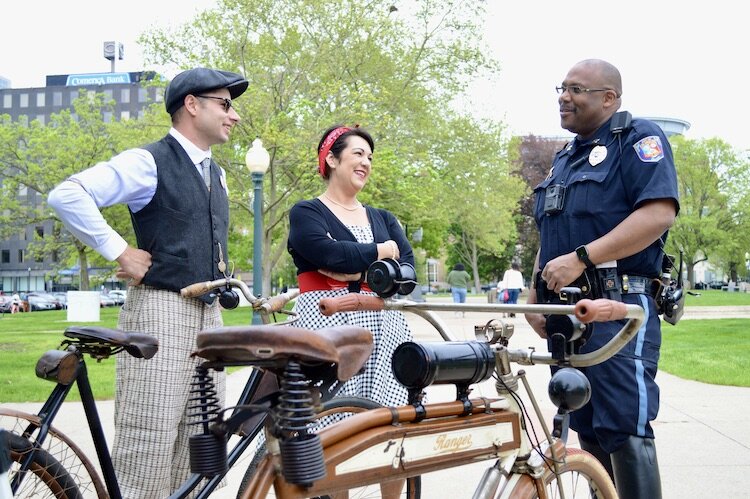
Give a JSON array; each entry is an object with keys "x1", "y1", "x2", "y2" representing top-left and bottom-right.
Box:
[
  {"x1": 0, "y1": 409, "x2": 106, "y2": 498},
  {"x1": 236, "y1": 397, "x2": 420, "y2": 499},
  {"x1": 508, "y1": 447, "x2": 617, "y2": 499},
  {"x1": 6, "y1": 432, "x2": 83, "y2": 499}
]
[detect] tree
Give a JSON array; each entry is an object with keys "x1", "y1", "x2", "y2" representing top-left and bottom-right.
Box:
[
  {"x1": 139, "y1": 0, "x2": 503, "y2": 294},
  {"x1": 511, "y1": 135, "x2": 567, "y2": 278},
  {"x1": 431, "y1": 117, "x2": 526, "y2": 291},
  {"x1": 0, "y1": 92, "x2": 167, "y2": 289},
  {"x1": 667, "y1": 136, "x2": 742, "y2": 287}
]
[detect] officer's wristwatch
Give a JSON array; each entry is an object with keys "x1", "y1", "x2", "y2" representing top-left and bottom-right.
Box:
[{"x1": 575, "y1": 245, "x2": 595, "y2": 269}]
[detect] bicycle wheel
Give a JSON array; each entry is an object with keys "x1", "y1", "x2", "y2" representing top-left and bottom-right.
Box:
[
  {"x1": 5, "y1": 431, "x2": 83, "y2": 499},
  {"x1": 0, "y1": 409, "x2": 106, "y2": 498},
  {"x1": 236, "y1": 397, "x2": 420, "y2": 499},
  {"x1": 509, "y1": 448, "x2": 617, "y2": 499}
]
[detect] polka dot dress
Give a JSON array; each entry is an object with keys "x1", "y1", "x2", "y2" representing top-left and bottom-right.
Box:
[{"x1": 293, "y1": 224, "x2": 411, "y2": 413}]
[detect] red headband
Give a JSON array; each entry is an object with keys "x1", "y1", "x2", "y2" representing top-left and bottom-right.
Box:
[{"x1": 318, "y1": 126, "x2": 351, "y2": 176}]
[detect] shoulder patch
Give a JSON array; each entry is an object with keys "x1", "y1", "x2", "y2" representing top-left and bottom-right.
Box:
[{"x1": 633, "y1": 136, "x2": 664, "y2": 163}]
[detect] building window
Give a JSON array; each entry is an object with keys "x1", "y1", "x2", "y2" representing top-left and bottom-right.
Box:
[
  {"x1": 1, "y1": 250, "x2": 9, "y2": 263},
  {"x1": 17, "y1": 249, "x2": 24, "y2": 263},
  {"x1": 103, "y1": 111, "x2": 113, "y2": 123},
  {"x1": 154, "y1": 89, "x2": 163, "y2": 102},
  {"x1": 19, "y1": 93, "x2": 29, "y2": 108},
  {"x1": 120, "y1": 110, "x2": 130, "y2": 120},
  {"x1": 19, "y1": 228, "x2": 26, "y2": 241},
  {"x1": 36, "y1": 92, "x2": 45, "y2": 107},
  {"x1": 36, "y1": 115, "x2": 45, "y2": 125},
  {"x1": 35, "y1": 226, "x2": 44, "y2": 238},
  {"x1": 121, "y1": 88, "x2": 130, "y2": 103},
  {"x1": 51, "y1": 250, "x2": 58, "y2": 263},
  {"x1": 104, "y1": 89, "x2": 113, "y2": 100},
  {"x1": 2, "y1": 94, "x2": 11, "y2": 108},
  {"x1": 138, "y1": 88, "x2": 147, "y2": 103},
  {"x1": 53, "y1": 91, "x2": 63, "y2": 106}
]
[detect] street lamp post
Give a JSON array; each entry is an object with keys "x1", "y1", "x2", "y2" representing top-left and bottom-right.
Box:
[
  {"x1": 27, "y1": 267, "x2": 32, "y2": 292},
  {"x1": 245, "y1": 138, "x2": 271, "y2": 325}
]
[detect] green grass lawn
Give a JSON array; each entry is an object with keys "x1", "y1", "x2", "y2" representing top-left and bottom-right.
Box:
[
  {"x1": 1, "y1": 299, "x2": 748, "y2": 402},
  {"x1": 0, "y1": 306, "x2": 266, "y2": 403}
]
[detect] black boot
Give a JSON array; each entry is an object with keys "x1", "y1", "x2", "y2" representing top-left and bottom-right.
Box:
[
  {"x1": 579, "y1": 436, "x2": 614, "y2": 480},
  {"x1": 611, "y1": 435, "x2": 662, "y2": 499}
]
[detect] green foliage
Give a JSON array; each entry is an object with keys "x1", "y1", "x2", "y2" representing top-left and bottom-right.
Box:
[
  {"x1": 0, "y1": 92, "x2": 169, "y2": 290},
  {"x1": 668, "y1": 136, "x2": 750, "y2": 286},
  {"x1": 138, "y1": 0, "x2": 506, "y2": 292}
]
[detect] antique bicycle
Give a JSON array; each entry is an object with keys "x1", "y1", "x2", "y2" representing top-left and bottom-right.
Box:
[
  {"x1": 0, "y1": 280, "x2": 379, "y2": 499},
  {"x1": 2, "y1": 271, "x2": 644, "y2": 498},
  {"x1": 224, "y1": 289, "x2": 643, "y2": 498}
]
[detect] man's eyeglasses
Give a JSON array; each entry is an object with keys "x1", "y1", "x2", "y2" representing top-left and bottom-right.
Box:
[
  {"x1": 194, "y1": 95, "x2": 233, "y2": 112},
  {"x1": 555, "y1": 85, "x2": 612, "y2": 95}
]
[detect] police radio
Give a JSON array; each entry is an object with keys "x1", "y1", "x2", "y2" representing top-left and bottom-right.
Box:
[
  {"x1": 610, "y1": 111, "x2": 632, "y2": 134},
  {"x1": 658, "y1": 251, "x2": 685, "y2": 325}
]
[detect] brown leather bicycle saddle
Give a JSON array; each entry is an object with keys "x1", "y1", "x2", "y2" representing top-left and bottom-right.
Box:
[
  {"x1": 191, "y1": 325, "x2": 373, "y2": 382},
  {"x1": 64, "y1": 326, "x2": 159, "y2": 359}
]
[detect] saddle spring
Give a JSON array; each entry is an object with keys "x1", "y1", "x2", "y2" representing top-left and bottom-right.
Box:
[
  {"x1": 187, "y1": 365, "x2": 227, "y2": 476},
  {"x1": 274, "y1": 360, "x2": 327, "y2": 486}
]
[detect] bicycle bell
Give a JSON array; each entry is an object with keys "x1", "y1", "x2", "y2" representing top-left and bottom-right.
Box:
[
  {"x1": 218, "y1": 287, "x2": 240, "y2": 309},
  {"x1": 366, "y1": 258, "x2": 417, "y2": 298}
]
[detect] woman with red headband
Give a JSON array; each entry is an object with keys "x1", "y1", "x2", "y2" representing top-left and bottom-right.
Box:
[{"x1": 288, "y1": 124, "x2": 414, "y2": 411}]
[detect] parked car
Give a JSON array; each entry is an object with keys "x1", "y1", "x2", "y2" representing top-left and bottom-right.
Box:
[
  {"x1": 99, "y1": 293, "x2": 117, "y2": 307},
  {"x1": 708, "y1": 280, "x2": 728, "y2": 290},
  {"x1": 27, "y1": 294, "x2": 57, "y2": 311},
  {"x1": 50, "y1": 292, "x2": 68, "y2": 309},
  {"x1": 109, "y1": 290, "x2": 127, "y2": 305},
  {"x1": 0, "y1": 295, "x2": 13, "y2": 313}
]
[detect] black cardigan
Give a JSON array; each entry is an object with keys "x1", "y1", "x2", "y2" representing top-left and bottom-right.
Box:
[{"x1": 288, "y1": 198, "x2": 414, "y2": 275}]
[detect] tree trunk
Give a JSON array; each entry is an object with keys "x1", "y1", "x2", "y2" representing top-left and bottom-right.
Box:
[{"x1": 78, "y1": 250, "x2": 90, "y2": 291}]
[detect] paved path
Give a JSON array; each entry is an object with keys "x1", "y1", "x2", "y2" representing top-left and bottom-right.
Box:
[{"x1": 4, "y1": 298, "x2": 749, "y2": 498}]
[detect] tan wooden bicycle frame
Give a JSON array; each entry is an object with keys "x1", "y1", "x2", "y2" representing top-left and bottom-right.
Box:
[{"x1": 240, "y1": 399, "x2": 524, "y2": 498}]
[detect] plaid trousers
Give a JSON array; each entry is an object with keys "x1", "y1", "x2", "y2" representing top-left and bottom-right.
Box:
[{"x1": 112, "y1": 286, "x2": 225, "y2": 498}]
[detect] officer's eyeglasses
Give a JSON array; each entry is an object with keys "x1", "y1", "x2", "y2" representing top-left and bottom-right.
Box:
[
  {"x1": 195, "y1": 95, "x2": 233, "y2": 112},
  {"x1": 555, "y1": 85, "x2": 611, "y2": 96}
]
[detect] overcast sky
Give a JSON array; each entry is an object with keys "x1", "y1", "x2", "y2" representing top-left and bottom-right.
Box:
[{"x1": 2, "y1": 1, "x2": 748, "y2": 151}]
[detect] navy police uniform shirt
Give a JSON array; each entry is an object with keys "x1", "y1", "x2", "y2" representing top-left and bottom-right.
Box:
[{"x1": 533, "y1": 115, "x2": 679, "y2": 277}]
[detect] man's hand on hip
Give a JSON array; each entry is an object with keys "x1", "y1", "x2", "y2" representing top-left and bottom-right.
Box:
[{"x1": 116, "y1": 246, "x2": 152, "y2": 286}]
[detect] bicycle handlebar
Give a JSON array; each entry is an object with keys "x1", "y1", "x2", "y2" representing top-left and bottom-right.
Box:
[
  {"x1": 319, "y1": 294, "x2": 383, "y2": 315},
  {"x1": 180, "y1": 278, "x2": 299, "y2": 314},
  {"x1": 318, "y1": 295, "x2": 644, "y2": 367}
]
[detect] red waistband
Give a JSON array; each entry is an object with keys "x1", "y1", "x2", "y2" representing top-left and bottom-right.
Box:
[{"x1": 298, "y1": 271, "x2": 371, "y2": 293}]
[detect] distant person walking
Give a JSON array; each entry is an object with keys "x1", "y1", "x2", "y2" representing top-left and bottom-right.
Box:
[
  {"x1": 500, "y1": 262, "x2": 525, "y2": 317},
  {"x1": 504, "y1": 263, "x2": 525, "y2": 305},
  {"x1": 446, "y1": 263, "x2": 471, "y2": 316}
]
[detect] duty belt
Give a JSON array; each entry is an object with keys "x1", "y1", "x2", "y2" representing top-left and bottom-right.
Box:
[
  {"x1": 619, "y1": 274, "x2": 659, "y2": 295},
  {"x1": 536, "y1": 270, "x2": 659, "y2": 303}
]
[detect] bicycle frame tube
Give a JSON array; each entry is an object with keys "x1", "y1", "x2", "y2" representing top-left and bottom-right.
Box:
[
  {"x1": 76, "y1": 360, "x2": 123, "y2": 499},
  {"x1": 243, "y1": 400, "x2": 522, "y2": 499}
]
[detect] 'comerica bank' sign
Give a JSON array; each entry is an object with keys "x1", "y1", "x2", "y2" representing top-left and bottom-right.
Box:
[{"x1": 65, "y1": 72, "x2": 132, "y2": 86}]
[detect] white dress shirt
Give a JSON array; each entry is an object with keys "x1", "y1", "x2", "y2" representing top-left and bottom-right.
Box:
[{"x1": 47, "y1": 128, "x2": 225, "y2": 261}]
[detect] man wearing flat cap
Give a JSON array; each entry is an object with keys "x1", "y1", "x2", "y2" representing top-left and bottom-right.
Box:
[{"x1": 49, "y1": 67, "x2": 248, "y2": 497}]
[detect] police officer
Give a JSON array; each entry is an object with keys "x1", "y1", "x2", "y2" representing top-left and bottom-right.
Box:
[{"x1": 525, "y1": 59, "x2": 679, "y2": 499}]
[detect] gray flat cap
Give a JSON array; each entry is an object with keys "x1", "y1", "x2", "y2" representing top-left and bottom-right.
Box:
[{"x1": 165, "y1": 68, "x2": 249, "y2": 115}]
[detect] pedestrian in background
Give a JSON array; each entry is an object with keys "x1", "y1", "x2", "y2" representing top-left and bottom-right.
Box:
[
  {"x1": 500, "y1": 262, "x2": 524, "y2": 316},
  {"x1": 446, "y1": 262, "x2": 471, "y2": 316}
]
